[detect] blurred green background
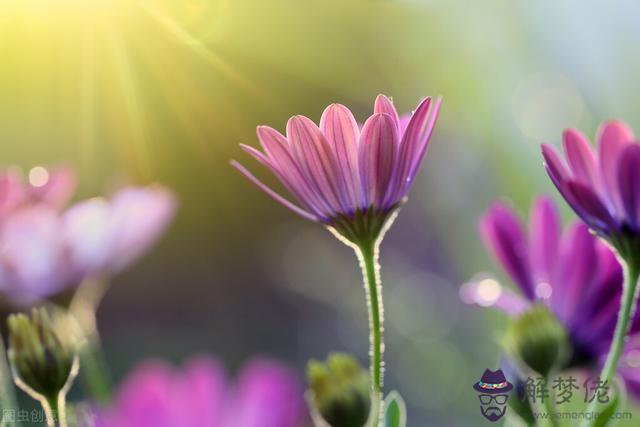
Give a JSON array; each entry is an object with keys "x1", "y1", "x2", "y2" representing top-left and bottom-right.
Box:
[{"x1": 2, "y1": 0, "x2": 640, "y2": 425}]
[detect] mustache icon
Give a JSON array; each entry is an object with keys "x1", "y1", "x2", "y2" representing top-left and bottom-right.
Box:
[{"x1": 483, "y1": 407, "x2": 502, "y2": 416}]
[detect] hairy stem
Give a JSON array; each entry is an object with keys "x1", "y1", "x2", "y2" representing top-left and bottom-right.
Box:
[
  {"x1": 582, "y1": 257, "x2": 640, "y2": 427},
  {"x1": 355, "y1": 239, "x2": 385, "y2": 426},
  {"x1": 0, "y1": 337, "x2": 21, "y2": 427}
]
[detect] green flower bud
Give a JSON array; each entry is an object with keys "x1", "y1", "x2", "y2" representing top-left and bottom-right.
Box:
[
  {"x1": 504, "y1": 304, "x2": 570, "y2": 377},
  {"x1": 7, "y1": 308, "x2": 77, "y2": 401},
  {"x1": 307, "y1": 353, "x2": 370, "y2": 427}
]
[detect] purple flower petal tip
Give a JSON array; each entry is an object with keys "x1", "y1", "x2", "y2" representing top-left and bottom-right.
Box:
[{"x1": 232, "y1": 94, "x2": 441, "y2": 238}]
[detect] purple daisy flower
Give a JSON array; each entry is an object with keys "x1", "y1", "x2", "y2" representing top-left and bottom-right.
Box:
[
  {"x1": 461, "y1": 196, "x2": 640, "y2": 398},
  {"x1": 231, "y1": 94, "x2": 441, "y2": 242},
  {"x1": 541, "y1": 121, "x2": 640, "y2": 253},
  {"x1": 93, "y1": 357, "x2": 307, "y2": 427}
]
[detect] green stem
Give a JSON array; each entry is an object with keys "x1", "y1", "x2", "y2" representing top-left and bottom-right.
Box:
[
  {"x1": 0, "y1": 337, "x2": 21, "y2": 427},
  {"x1": 582, "y1": 258, "x2": 640, "y2": 427},
  {"x1": 79, "y1": 335, "x2": 112, "y2": 403},
  {"x1": 356, "y1": 239, "x2": 384, "y2": 426}
]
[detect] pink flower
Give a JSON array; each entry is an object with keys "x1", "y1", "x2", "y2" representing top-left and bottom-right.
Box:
[
  {"x1": 542, "y1": 121, "x2": 640, "y2": 252},
  {"x1": 94, "y1": 357, "x2": 306, "y2": 427},
  {"x1": 0, "y1": 167, "x2": 75, "y2": 215},
  {"x1": 232, "y1": 95, "x2": 441, "y2": 241},
  {"x1": 0, "y1": 167, "x2": 176, "y2": 303}
]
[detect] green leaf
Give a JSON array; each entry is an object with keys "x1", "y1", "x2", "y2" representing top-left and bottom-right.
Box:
[
  {"x1": 592, "y1": 393, "x2": 619, "y2": 427},
  {"x1": 384, "y1": 391, "x2": 407, "y2": 427}
]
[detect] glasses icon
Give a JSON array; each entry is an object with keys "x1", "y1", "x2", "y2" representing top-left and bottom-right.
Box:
[{"x1": 479, "y1": 394, "x2": 508, "y2": 405}]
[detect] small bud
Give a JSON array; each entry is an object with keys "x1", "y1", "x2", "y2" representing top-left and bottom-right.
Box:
[
  {"x1": 307, "y1": 353, "x2": 370, "y2": 427},
  {"x1": 7, "y1": 308, "x2": 77, "y2": 401},
  {"x1": 504, "y1": 305, "x2": 569, "y2": 376}
]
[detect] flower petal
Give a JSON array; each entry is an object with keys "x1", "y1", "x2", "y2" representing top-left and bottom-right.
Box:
[
  {"x1": 231, "y1": 161, "x2": 318, "y2": 221},
  {"x1": 529, "y1": 196, "x2": 561, "y2": 286},
  {"x1": 598, "y1": 121, "x2": 633, "y2": 215},
  {"x1": 319, "y1": 104, "x2": 364, "y2": 211},
  {"x1": 617, "y1": 144, "x2": 640, "y2": 229},
  {"x1": 562, "y1": 129, "x2": 600, "y2": 190},
  {"x1": 359, "y1": 113, "x2": 399, "y2": 208},
  {"x1": 390, "y1": 96, "x2": 440, "y2": 204},
  {"x1": 480, "y1": 203, "x2": 535, "y2": 299},
  {"x1": 287, "y1": 116, "x2": 345, "y2": 215},
  {"x1": 565, "y1": 180, "x2": 617, "y2": 234},
  {"x1": 256, "y1": 127, "x2": 327, "y2": 217},
  {"x1": 373, "y1": 94, "x2": 400, "y2": 127}
]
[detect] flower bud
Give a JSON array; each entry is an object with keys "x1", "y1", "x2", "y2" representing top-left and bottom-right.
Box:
[
  {"x1": 504, "y1": 304, "x2": 569, "y2": 376},
  {"x1": 7, "y1": 308, "x2": 76, "y2": 400},
  {"x1": 307, "y1": 353, "x2": 370, "y2": 427}
]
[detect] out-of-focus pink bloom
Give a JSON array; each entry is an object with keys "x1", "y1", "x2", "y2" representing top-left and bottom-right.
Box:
[
  {"x1": 542, "y1": 121, "x2": 640, "y2": 251},
  {"x1": 0, "y1": 167, "x2": 75, "y2": 215},
  {"x1": 0, "y1": 167, "x2": 176, "y2": 303},
  {"x1": 62, "y1": 186, "x2": 176, "y2": 276},
  {"x1": 231, "y1": 95, "x2": 440, "y2": 239},
  {"x1": 94, "y1": 357, "x2": 306, "y2": 427}
]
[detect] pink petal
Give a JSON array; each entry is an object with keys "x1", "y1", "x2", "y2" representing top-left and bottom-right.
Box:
[
  {"x1": 373, "y1": 94, "x2": 400, "y2": 127},
  {"x1": 598, "y1": 121, "x2": 632, "y2": 216},
  {"x1": 358, "y1": 113, "x2": 399, "y2": 207},
  {"x1": 104, "y1": 186, "x2": 177, "y2": 273},
  {"x1": 256, "y1": 126, "x2": 326, "y2": 216},
  {"x1": 541, "y1": 144, "x2": 571, "y2": 188},
  {"x1": 231, "y1": 161, "x2": 318, "y2": 221},
  {"x1": 222, "y1": 359, "x2": 305, "y2": 427},
  {"x1": 390, "y1": 97, "x2": 437, "y2": 204},
  {"x1": 0, "y1": 206, "x2": 68, "y2": 302},
  {"x1": 562, "y1": 129, "x2": 600, "y2": 190},
  {"x1": 63, "y1": 198, "x2": 112, "y2": 276},
  {"x1": 0, "y1": 169, "x2": 25, "y2": 216},
  {"x1": 566, "y1": 180, "x2": 616, "y2": 232},
  {"x1": 287, "y1": 116, "x2": 345, "y2": 215},
  {"x1": 320, "y1": 104, "x2": 364, "y2": 211}
]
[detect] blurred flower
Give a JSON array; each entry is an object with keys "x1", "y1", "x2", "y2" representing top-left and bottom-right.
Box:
[
  {"x1": 541, "y1": 121, "x2": 640, "y2": 256},
  {"x1": 307, "y1": 353, "x2": 370, "y2": 427},
  {"x1": 232, "y1": 94, "x2": 441, "y2": 243},
  {"x1": 0, "y1": 167, "x2": 176, "y2": 303},
  {"x1": 462, "y1": 197, "x2": 640, "y2": 397},
  {"x1": 94, "y1": 357, "x2": 306, "y2": 427},
  {"x1": 0, "y1": 166, "x2": 75, "y2": 216}
]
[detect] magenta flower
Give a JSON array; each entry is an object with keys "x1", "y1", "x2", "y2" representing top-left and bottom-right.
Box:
[
  {"x1": 94, "y1": 357, "x2": 306, "y2": 427},
  {"x1": 541, "y1": 121, "x2": 640, "y2": 251},
  {"x1": 0, "y1": 167, "x2": 75, "y2": 215},
  {"x1": 0, "y1": 167, "x2": 176, "y2": 303},
  {"x1": 231, "y1": 94, "x2": 441, "y2": 242},
  {"x1": 462, "y1": 196, "x2": 640, "y2": 398}
]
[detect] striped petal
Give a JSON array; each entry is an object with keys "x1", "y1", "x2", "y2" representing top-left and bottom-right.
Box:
[
  {"x1": 390, "y1": 96, "x2": 440, "y2": 204},
  {"x1": 256, "y1": 126, "x2": 327, "y2": 216},
  {"x1": 373, "y1": 94, "x2": 400, "y2": 127},
  {"x1": 319, "y1": 104, "x2": 364, "y2": 211},
  {"x1": 598, "y1": 121, "x2": 633, "y2": 215},
  {"x1": 231, "y1": 161, "x2": 318, "y2": 221},
  {"x1": 358, "y1": 113, "x2": 399, "y2": 207},
  {"x1": 563, "y1": 129, "x2": 600, "y2": 190},
  {"x1": 287, "y1": 116, "x2": 345, "y2": 216}
]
